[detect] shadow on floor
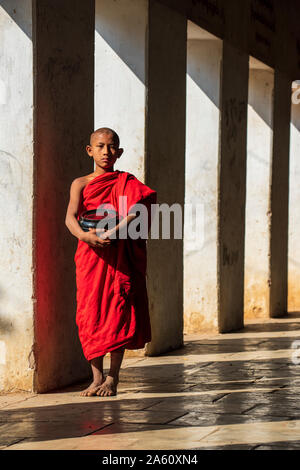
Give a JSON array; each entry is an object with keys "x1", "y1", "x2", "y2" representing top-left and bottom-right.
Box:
[
  {"x1": 1, "y1": 352, "x2": 300, "y2": 447},
  {"x1": 2, "y1": 317, "x2": 300, "y2": 449}
]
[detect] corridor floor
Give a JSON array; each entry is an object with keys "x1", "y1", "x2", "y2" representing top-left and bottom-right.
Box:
[{"x1": 1, "y1": 315, "x2": 300, "y2": 450}]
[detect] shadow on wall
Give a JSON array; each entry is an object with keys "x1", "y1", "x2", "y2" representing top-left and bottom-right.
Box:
[
  {"x1": 95, "y1": 0, "x2": 145, "y2": 84},
  {"x1": 0, "y1": 0, "x2": 32, "y2": 38},
  {"x1": 248, "y1": 68, "x2": 274, "y2": 129},
  {"x1": 187, "y1": 39, "x2": 222, "y2": 108}
]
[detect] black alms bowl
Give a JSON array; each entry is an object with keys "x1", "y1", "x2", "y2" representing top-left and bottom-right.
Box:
[{"x1": 79, "y1": 209, "x2": 119, "y2": 232}]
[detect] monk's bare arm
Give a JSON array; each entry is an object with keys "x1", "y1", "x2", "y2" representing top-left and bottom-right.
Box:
[
  {"x1": 65, "y1": 179, "x2": 111, "y2": 247},
  {"x1": 65, "y1": 179, "x2": 87, "y2": 241}
]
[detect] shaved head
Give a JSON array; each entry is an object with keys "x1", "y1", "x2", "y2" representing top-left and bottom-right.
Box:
[{"x1": 90, "y1": 127, "x2": 120, "y2": 147}]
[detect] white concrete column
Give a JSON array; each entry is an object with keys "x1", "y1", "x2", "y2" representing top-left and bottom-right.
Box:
[
  {"x1": 0, "y1": 1, "x2": 34, "y2": 391},
  {"x1": 244, "y1": 61, "x2": 274, "y2": 321},
  {"x1": 288, "y1": 84, "x2": 300, "y2": 312},
  {"x1": 95, "y1": 0, "x2": 147, "y2": 181},
  {"x1": 269, "y1": 71, "x2": 291, "y2": 317},
  {"x1": 218, "y1": 42, "x2": 249, "y2": 333},
  {"x1": 146, "y1": 1, "x2": 187, "y2": 354},
  {"x1": 184, "y1": 26, "x2": 222, "y2": 333}
]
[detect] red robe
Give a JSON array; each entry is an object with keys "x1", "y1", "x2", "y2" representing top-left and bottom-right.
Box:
[{"x1": 74, "y1": 170, "x2": 157, "y2": 361}]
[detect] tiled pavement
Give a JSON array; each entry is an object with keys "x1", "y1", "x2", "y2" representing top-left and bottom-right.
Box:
[{"x1": 2, "y1": 315, "x2": 300, "y2": 450}]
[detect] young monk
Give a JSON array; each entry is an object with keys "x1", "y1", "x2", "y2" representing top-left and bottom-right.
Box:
[{"x1": 65, "y1": 127, "x2": 157, "y2": 397}]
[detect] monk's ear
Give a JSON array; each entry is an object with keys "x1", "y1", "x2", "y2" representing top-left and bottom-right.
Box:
[
  {"x1": 117, "y1": 148, "x2": 124, "y2": 159},
  {"x1": 86, "y1": 145, "x2": 93, "y2": 156}
]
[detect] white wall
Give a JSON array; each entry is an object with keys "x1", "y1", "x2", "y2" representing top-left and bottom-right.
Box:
[
  {"x1": 0, "y1": 1, "x2": 34, "y2": 390},
  {"x1": 288, "y1": 89, "x2": 300, "y2": 311},
  {"x1": 95, "y1": 0, "x2": 147, "y2": 181},
  {"x1": 244, "y1": 66, "x2": 274, "y2": 320},
  {"x1": 184, "y1": 36, "x2": 222, "y2": 332}
]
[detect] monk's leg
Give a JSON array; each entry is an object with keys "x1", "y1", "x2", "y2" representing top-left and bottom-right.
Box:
[
  {"x1": 80, "y1": 355, "x2": 105, "y2": 396},
  {"x1": 96, "y1": 347, "x2": 125, "y2": 397}
]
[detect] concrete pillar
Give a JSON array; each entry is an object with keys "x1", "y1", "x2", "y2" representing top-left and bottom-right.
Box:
[
  {"x1": 244, "y1": 61, "x2": 274, "y2": 321},
  {"x1": 269, "y1": 71, "x2": 291, "y2": 317},
  {"x1": 184, "y1": 28, "x2": 222, "y2": 333},
  {"x1": 33, "y1": 0, "x2": 95, "y2": 392},
  {"x1": 288, "y1": 84, "x2": 300, "y2": 312},
  {"x1": 0, "y1": 1, "x2": 34, "y2": 390},
  {"x1": 95, "y1": 0, "x2": 147, "y2": 180},
  {"x1": 218, "y1": 42, "x2": 249, "y2": 333},
  {"x1": 146, "y1": 1, "x2": 187, "y2": 354}
]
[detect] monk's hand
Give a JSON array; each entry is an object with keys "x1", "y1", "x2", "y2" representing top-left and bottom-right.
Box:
[
  {"x1": 81, "y1": 228, "x2": 112, "y2": 248},
  {"x1": 99, "y1": 228, "x2": 117, "y2": 242}
]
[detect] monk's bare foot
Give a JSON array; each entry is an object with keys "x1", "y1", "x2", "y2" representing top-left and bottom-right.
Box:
[
  {"x1": 96, "y1": 375, "x2": 118, "y2": 397},
  {"x1": 80, "y1": 378, "x2": 105, "y2": 397}
]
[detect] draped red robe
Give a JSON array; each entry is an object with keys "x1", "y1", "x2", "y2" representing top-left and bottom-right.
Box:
[{"x1": 74, "y1": 170, "x2": 157, "y2": 361}]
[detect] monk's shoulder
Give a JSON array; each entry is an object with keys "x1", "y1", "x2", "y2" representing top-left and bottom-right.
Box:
[{"x1": 71, "y1": 174, "x2": 92, "y2": 189}]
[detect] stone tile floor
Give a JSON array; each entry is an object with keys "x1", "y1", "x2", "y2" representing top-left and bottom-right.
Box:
[{"x1": 2, "y1": 315, "x2": 300, "y2": 450}]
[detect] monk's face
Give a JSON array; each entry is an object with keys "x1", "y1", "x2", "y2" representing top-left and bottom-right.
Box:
[{"x1": 86, "y1": 132, "x2": 123, "y2": 170}]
